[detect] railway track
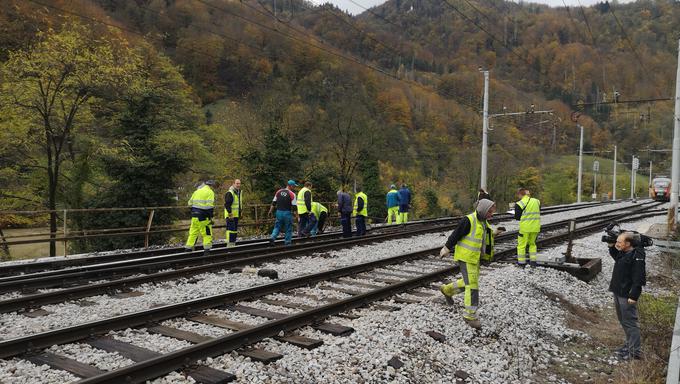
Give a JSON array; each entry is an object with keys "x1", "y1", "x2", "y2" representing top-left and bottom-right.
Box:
[
  {"x1": 0, "y1": 201, "x2": 663, "y2": 384},
  {"x1": 0, "y1": 200, "x2": 618, "y2": 278},
  {"x1": 0, "y1": 202, "x2": 656, "y2": 313}
]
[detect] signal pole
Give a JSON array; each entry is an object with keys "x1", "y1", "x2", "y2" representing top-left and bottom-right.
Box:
[{"x1": 671, "y1": 39, "x2": 680, "y2": 225}]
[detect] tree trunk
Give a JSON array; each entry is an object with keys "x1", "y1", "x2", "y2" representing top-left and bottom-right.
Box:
[{"x1": 48, "y1": 176, "x2": 57, "y2": 257}]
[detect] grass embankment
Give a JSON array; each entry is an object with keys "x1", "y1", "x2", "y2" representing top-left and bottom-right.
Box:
[
  {"x1": 543, "y1": 252, "x2": 679, "y2": 384},
  {"x1": 548, "y1": 155, "x2": 651, "y2": 200}
]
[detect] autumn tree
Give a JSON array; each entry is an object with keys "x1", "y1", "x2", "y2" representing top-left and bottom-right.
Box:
[
  {"x1": 0, "y1": 22, "x2": 139, "y2": 256},
  {"x1": 74, "y1": 47, "x2": 205, "y2": 252}
]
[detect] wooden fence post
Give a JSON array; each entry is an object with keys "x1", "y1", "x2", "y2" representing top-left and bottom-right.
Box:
[
  {"x1": 145, "y1": 210, "x2": 155, "y2": 248},
  {"x1": 63, "y1": 209, "x2": 68, "y2": 257}
]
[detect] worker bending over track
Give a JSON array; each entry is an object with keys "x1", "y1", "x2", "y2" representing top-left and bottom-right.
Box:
[{"x1": 438, "y1": 199, "x2": 504, "y2": 329}]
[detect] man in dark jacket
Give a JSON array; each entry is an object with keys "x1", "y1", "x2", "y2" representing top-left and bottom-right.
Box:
[
  {"x1": 397, "y1": 184, "x2": 412, "y2": 223},
  {"x1": 337, "y1": 187, "x2": 353, "y2": 238},
  {"x1": 607, "y1": 232, "x2": 646, "y2": 360}
]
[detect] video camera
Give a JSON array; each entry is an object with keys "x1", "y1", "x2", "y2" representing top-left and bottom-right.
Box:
[{"x1": 601, "y1": 222, "x2": 653, "y2": 247}]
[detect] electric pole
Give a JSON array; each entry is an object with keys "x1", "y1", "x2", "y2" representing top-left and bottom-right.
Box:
[
  {"x1": 577, "y1": 124, "x2": 584, "y2": 203},
  {"x1": 613, "y1": 145, "x2": 617, "y2": 201},
  {"x1": 480, "y1": 70, "x2": 489, "y2": 191},
  {"x1": 631, "y1": 156, "x2": 639, "y2": 200},
  {"x1": 671, "y1": 39, "x2": 680, "y2": 225}
]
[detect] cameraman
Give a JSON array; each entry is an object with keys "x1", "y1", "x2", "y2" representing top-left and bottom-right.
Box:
[{"x1": 607, "y1": 232, "x2": 646, "y2": 361}]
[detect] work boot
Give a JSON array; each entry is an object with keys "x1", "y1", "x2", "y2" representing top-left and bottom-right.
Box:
[
  {"x1": 268, "y1": 239, "x2": 275, "y2": 247},
  {"x1": 618, "y1": 351, "x2": 642, "y2": 361},
  {"x1": 529, "y1": 261, "x2": 538, "y2": 268},
  {"x1": 516, "y1": 263, "x2": 526, "y2": 269},
  {"x1": 439, "y1": 285, "x2": 454, "y2": 306},
  {"x1": 464, "y1": 317, "x2": 482, "y2": 330},
  {"x1": 203, "y1": 249, "x2": 210, "y2": 256},
  {"x1": 184, "y1": 247, "x2": 193, "y2": 253},
  {"x1": 614, "y1": 345, "x2": 629, "y2": 356}
]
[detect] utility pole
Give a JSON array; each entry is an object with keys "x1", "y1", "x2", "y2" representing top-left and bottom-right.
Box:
[
  {"x1": 480, "y1": 70, "x2": 489, "y2": 191},
  {"x1": 671, "y1": 38, "x2": 680, "y2": 225},
  {"x1": 577, "y1": 124, "x2": 584, "y2": 203},
  {"x1": 612, "y1": 145, "x2": 617, "y2": 201},
  {"x1": 631, "y1": 156, "x2": 639, "y2": 200},
  {"x1": 593, "y1": 161, "x2": 599, "y2": 199},
  {"x1": 649, "y1": 160, "x2": 653, "y2": 186}
]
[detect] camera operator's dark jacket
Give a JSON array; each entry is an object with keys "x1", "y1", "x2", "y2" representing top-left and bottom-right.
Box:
[{"x1": 608, "y1": 246, "x2": 646, "y2": 300}]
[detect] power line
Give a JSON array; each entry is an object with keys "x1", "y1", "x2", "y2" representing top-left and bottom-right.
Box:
[
  {"x1": 574, "y1": 97, "x2": 672, "y2": 108},
  {"x1": 438, "y1": 0, "x2": 545, "y2": 82},
  {"x1": 608, "y1": 5, "x2": 649, "y2": 77}
]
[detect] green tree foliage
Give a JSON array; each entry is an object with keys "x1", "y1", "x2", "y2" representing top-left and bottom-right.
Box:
[
  {"x1": 73, "y1": 48, "x2": 204, "y2": 252},
  {"x1": 358, "y1": 151, "x2": 385, "y2": 220},
  {"x1": 0, "y1": 21, "x2": 139, "y2": 255},
  {"x1": 513, "y1": 167, "x2": 543, "y2": 196},
  {"x1": 543, "y1": 167, "x2": 577, "y2": 205},
  {"x1": 241, "y1": 123, "x2": 307, "y2": 198}
]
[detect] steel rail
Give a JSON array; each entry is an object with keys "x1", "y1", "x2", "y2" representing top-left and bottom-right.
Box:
[
  {"x1": 0, "y1": 200, "x2": 617, "y2": 277},
  {"x1": 0, "y1": 200, "x2": 627, "y2": 282},
  {"x1": 0, "y1": 216, "x2": 453, "y2": 277},
  {"x1": 69, "y1": 205, "x2": 664, "y2": 383},
  {"x1": 0, "y1": 202, "x2": 661, "y2": 360},
  {"x1": 0, "y1": 222, "x2": 457, "y2": 292},
  {"x1": 77, "y1": 266, "x2": 458, "y2": 384},
  {"x1": 0, "y1": 203, "x2": 658, "y2": 312}
]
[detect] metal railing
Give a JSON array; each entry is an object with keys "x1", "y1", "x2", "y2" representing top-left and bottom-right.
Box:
[{"x1": 0, "y1": 202, "x2": 340, "y2": 257}]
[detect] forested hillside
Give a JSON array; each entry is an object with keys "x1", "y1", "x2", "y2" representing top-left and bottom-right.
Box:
[{"x1": 1, "y1": 0, "x2": 678, "y2": 251}]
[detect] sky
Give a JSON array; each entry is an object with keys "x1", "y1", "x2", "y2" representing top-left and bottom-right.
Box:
[{"x1": 329, "y1": 0, "x2": 636, "y2": 15}]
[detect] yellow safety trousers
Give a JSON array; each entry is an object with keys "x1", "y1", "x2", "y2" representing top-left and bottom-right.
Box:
[
  {"x1": 387, "y1": 206, "x2": 399, "y2": 224},
  {"x1": 185, "y1": 217, "x2": 212, "y2": 250},
  {"x1": 517, "y1": 232, "x2": 539, "y2": 263}
]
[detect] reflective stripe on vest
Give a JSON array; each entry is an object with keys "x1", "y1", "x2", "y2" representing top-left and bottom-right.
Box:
[
  {"x1": 224, "y1": 188, "x2": 241, "y2": 218},
  {"x1": 353, "y1": 192, "x2": 368, "y2": 217},
  {"x1": 297, "y1": 187, "x2": 312, "y2": 214},
  {"x1": 518, "y1": 196, "x2": 541, "y2": 232},
  {"x1": 454, "y1": 213, "x2": 494, "y2": 263},
  {"x1": 188, "y1": 185, "x2": 215, "y2": 210}
]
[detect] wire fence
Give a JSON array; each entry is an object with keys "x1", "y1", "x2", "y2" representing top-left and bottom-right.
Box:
[{"x1": 0, "y1": 202, "x2": 346, "y2": 259}]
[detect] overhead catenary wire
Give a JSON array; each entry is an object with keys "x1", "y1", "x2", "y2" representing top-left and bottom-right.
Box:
[{"x1": 438, "y1": 0, "x2": 546, "y2": 82}]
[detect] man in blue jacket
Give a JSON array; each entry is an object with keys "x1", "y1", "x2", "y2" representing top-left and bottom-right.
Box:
[
  {"x1": 397, "y1": 183, "x2": 412, "y2": 223},
  {"x1": 337, "y1": 187, "x2": 353, "y2": 238}
]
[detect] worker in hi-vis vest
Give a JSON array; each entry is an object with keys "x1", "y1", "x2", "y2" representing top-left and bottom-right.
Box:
[
  {"x1": 514, "y1": 188, "x2": 541, "y2": 268},
  {"x1": 310, "y1": 202, "x2": 328, "y2": 236},
  {"x1": 353, "y1": 186, "x2": 368, "y2": 236},
  {"x1": 297, "y1": 181, "x2": 313, "y2": 237},
  {"x1": 185, "y1": 180, "x2": 216, "y2": 255},
  {"x1": 438, "y1": 199, "x2": 505, "y2": 330},
  {"x1": 224, "y1": 179, "x2": 242, "y2": 248}
]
